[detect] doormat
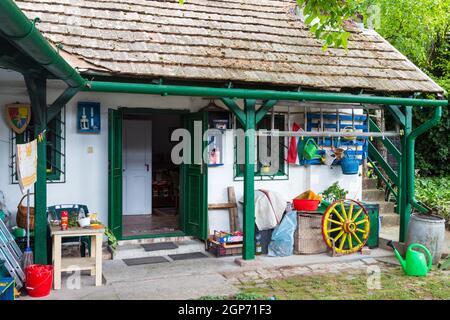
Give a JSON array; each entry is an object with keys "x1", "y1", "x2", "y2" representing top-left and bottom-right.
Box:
[
  {"x1": 169, "y1": 252, "x2": 209, "y2": 261},
  {"x1": 141, "y1": 242, "x2": 179, "y2": 252},
  {"x1": 123, "y1": 256, "x2": 170, "y2": 266}
]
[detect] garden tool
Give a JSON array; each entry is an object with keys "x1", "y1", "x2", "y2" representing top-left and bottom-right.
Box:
[{"x1": 387, "y1": 241, "x2": 432, "y2": 277}]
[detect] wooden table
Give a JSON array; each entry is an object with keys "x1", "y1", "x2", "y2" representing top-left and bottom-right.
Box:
[{"x1": 50, "y1": 225, "x2": 104, "y2": 290}]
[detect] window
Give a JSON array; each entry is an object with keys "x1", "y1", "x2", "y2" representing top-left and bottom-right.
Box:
[
  {"x1": 10, "y1": 107, "x2": 66, "y2": 183},
  {"x1": 234, "y1": 114, "x2": 288, "y2": 180}
]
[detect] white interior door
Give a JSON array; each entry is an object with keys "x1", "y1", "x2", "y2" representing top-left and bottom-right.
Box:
[{"x1": 123, "y1": 119, "x2": 152, "y2": 215}]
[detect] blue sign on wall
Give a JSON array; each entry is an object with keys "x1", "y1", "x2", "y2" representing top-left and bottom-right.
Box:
[{"x1": 77, "y1": 102, "x2": 100, "y2": 133}]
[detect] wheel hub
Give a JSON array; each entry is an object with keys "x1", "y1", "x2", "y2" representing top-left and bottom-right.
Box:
[{"x1": 343, "y1": 221, "x2": 356, "y2": 233}]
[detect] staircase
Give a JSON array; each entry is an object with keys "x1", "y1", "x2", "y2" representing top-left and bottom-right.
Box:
[
  {"x1": 362, "y1": 178, "x2": 399, "y2": 227},
  {"x1": 111, "y1": 236, "x2": 206, "y2": 260}
]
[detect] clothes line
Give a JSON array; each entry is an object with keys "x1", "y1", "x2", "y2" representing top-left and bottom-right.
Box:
[{"x1": 257, "y1": 130, "x2": 400, "y2": 138}]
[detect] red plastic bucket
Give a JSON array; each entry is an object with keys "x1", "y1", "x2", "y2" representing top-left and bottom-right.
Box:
[
  {"x1": 293, "y1": 199, "x2": 320, "y2": 211},
  {"x1": 25, "y1": 264, "x2": 53, "y2": 298}
]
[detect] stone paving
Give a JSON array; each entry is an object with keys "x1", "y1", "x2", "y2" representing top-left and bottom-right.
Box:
[{"x1": 19, "y1": 249, "x2": 395, "y2": 300}]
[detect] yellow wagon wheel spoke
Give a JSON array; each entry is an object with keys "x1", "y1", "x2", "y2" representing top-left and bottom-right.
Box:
[
  {"x1": 328, "y1": 219, "x2": 343, "y2": 226},
  {"x1": 333, "y1": 230, "x2": 345, "y2": 242},
  {"x1": 347, "y1": 233, "x2": 353, "y2": 250},
  {"x1": 348, "y1": 202, "x2": 354, "y2": 220},
  {"x1": 339, "y1": 233, "x2": 347, "y2": 251},
  {"x1": 340, "y1": 201, "x2": 348, "y2": 220},
  {"x1": 351, "y1": 231, "x2": 363, "y2": 245},
  {"x1": 326, "y1": 227, "x2": 343, "y2": 233},
  {"x1": 355, "y1": 219, "x2": 368, "y2": 225},
  {"x1": 352, "y1": 208, "x2": 363, "y2": 222},
  {"x1": 332, "y1": 208, "x2": 345, "y2": 222}
]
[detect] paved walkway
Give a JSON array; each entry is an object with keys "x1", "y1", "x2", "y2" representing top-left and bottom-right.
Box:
[{"x1": 19, "y1": 248, "x2": 394, "y2": 300}]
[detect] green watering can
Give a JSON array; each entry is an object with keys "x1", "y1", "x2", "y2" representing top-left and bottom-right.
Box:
[
  {"x1": 303, "y1": 138, "x2": 321, "y2": 160},
  {"x1": 388, "y1": 241, "x2": 432, "y2": 276}
]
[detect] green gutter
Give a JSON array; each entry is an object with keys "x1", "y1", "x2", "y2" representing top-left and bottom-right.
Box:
[
  {"x1": 406, "y1": 106, "x2": 443, "y2": 213},
  {"x1": 0, "y1": 0, "x2": 85, "y2": 88},
  {"x1": 85, "y1": 81, "x2": 448, "y2": 107}
]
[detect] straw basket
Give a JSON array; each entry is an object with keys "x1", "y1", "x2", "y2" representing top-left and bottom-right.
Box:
[
  {"x1": 294, "y1": 212, "x2": 327, "y2": 254},
  {"x1": 16, "y1": 193, "x2": 35, "y2": 230}
]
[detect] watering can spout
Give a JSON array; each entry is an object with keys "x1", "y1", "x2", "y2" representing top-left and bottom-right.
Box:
[{"x1": 387, "y1": 241, "x2": 407, "y2": 271}]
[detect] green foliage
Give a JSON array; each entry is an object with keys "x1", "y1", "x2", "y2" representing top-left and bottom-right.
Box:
[
  {"x1": 320, "y1": 181, "x2": 349, "y2": 202},
  {"x1": 297, "y1": 0, "x2": 364, "y2": 50},
  {"x1": 104, "y1": 227, "x2": 118, "y2": 251},
  {"x1": 416, "y1": 177, "x2": 450, "y2": 220}
]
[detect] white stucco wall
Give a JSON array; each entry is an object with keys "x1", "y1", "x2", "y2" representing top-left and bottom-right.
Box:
[{"x1": 0, "y1": 78, "x2": 362, "y2": 236}]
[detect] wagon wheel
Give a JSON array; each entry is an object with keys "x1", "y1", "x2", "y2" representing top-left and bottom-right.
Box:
[{"x1": 322, "y1": 199, "x2": 370, "y2": 255}]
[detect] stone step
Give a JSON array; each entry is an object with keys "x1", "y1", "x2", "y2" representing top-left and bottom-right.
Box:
[
  {"x1": 117, "y1": 235, "x2": 193, "y2": 246},
  {"x1": 362, "y1": 178, "x2": 378, "y2": 190},
  {"x1": 362, "y1": 189, "x2": 385, "y2": 202},
  {"x1": 112, "y1": 239, "x2": 205, "y2": 260},
  {"x1": 380, "y1": 214, "x2": 400, "y2": 227}
]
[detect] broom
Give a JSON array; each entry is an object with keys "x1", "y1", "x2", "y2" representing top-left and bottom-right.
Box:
[{"x1": 22, "y1": 189, "x2": 34, "y2": 270}]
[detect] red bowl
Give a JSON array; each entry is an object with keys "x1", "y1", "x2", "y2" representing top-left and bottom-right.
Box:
[{"x1": 293, "y1": 199, "x2": 320, "y2": 211}]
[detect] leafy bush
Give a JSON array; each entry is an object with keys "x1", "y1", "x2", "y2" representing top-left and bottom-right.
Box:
[{"x1": 415, "y1": 177, "x2": 450, "y2": 221}]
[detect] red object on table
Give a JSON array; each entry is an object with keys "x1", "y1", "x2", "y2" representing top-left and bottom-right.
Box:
[
  {"x1": 293, "y1": 199, "x2": 320, "y2": 211},
  {"x1": 60, "y1": 210, "x2": 68, "y2": 230}
]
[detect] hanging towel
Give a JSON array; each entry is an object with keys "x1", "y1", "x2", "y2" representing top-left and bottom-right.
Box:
[{"x1": 287, "y1": 122, "x2": 304, "y2": 165}]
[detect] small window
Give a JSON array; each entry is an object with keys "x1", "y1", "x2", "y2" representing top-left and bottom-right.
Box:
[
  {"x1": 234, "y1": 114, "x2": 288, "y2": 181},
  {"x1": 10, "y1": 107, "x2": 66, "y2": 183}
]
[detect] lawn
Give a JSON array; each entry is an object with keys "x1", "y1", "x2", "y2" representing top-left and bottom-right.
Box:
[{"x1": 201, "y1": 265, "x2": 450, "y2": 300}]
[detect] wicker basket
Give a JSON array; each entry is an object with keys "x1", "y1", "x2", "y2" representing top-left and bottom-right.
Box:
[
  {"x1": 16, "y1": 193, "x2": 35, "y2": 230},
  {"x1": 294, "y1": 212, "x2": 327, "y2": 254}
]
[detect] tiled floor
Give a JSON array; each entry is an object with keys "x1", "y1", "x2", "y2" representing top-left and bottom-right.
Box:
[{"x1": 122, "y1": 210, "x2": 180, "y2": 237}]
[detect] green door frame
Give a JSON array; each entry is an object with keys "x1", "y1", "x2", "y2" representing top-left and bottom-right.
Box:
[{"x1": 108, "y1": 107, "x2": 198, "y2": 241}]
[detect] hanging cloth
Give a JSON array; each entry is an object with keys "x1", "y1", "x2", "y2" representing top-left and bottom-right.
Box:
[
  {"x1": 16, "y1": 139, "x2": 37, "y2": 193},
  {"x1": 287, "y1": 122, "x2": 304, "y2": 165}
]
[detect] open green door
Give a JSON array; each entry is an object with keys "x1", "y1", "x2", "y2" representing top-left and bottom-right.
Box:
[
  {"x1": 181, "y1": 112, "x2": 208, "y2": 240},
  {"x1": 108, "y1": 109, "x2": 123, "y2": 239}
]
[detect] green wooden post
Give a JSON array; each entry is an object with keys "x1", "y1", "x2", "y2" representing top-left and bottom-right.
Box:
[
  {"x1": 399, "y1": 106, "x2": 413, "y2": 242},
  {"x1": 243, "y1": 99, "x2": 256, "y2": 260},
  {"x1": 24, "y1": 74, "x2": 48, "y2": 264}
]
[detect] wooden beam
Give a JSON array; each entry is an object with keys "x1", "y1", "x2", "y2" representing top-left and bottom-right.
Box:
[
  {"x1": 208, "y1": 203, "x2": 237, "y2": 210},
  {"x1": 255, "y1": 100, "x2": 278, "y2": 124},
  {"x1": 221, "y1": 98, "x2": 246, "y2": 126}
]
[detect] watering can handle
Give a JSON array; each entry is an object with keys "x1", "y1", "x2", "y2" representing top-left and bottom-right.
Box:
[{"x1": 409, "y1": 243, "x2": 433, "y2": 271}]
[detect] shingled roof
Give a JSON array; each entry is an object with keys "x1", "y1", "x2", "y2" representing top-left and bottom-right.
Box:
[{"x1": 15, "y1": 0, "x2": 443, "y2": 94}]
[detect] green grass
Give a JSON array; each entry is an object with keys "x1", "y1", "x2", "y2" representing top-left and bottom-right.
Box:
[{"x1": 200, "y1": 266, "x2": 450, "y2": 300}]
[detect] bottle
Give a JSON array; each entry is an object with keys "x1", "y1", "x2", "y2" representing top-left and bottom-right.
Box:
[
  {"x1": 255, "y1": 232, "x2": 262, "y2": 255},
  {"x1": 61, "y1": 210, "x2": 68, "y2": 231}
]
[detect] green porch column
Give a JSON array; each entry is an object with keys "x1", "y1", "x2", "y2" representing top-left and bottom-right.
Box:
[
  {"x1": 243, "y1": 99, "x2": 256, "y2": 260},
  {"x1": 399, "y1": 106, "x2": 412, "y2": 242},
  {"x1": 24, "y1": 73, "x2": 48, "y2": 264}
]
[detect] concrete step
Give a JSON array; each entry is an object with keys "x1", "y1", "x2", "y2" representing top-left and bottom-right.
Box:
[
  {"x1": 362, "y1": 189, "x2": 385, "y2": 202},
  {"x1": 380, "y1": 213, "x2": 400, "y2": 227},
  {"x1": 117, "y1": 235, "x2": 193, "y2": 246},
  {"x1": 362, "y1": 178, "x2": 378, "y2": 189},
  {"x1": 362, "y1": 200, "x2": 396, "y2": 214},
  {"x1": 112, "y1": 239, "x2": 205, "y2": 260}
]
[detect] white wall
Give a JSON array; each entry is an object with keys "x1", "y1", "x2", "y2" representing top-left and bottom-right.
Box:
[{"x1": 0, "y1": 78, "x2": 362, "y2": 235}]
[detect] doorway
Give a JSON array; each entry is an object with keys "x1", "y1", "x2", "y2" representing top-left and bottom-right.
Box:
[
  {"x1": 121, "y1": 113, "x2": 182, "y2": 237},
  {"x1": 108, "y1": 108, "x2": 208, "y2": 240}
]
